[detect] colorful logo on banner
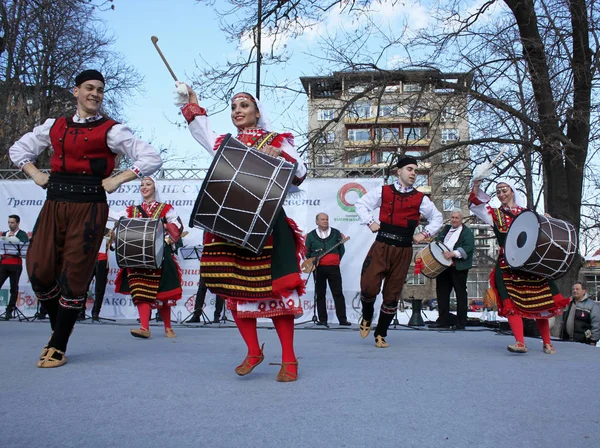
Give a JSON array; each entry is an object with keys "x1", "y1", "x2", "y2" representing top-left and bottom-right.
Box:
[{"x1": 337, "y1": 182, "x2": 367, "y2": 213}]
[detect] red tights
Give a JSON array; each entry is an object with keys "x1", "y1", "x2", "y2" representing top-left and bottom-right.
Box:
[
  {"x1": 506, "y1": 314, "x2": 551, "y2": 345},
  {"x1": 136, "y1": 303, "x2": 172, "y2": 330},
  {"x1": 231, "y1": 311, "x2": 297, "y2": 372}
]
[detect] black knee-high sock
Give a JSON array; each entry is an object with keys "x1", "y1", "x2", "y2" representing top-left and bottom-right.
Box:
[
  {"x1": 49, "y1": 306, "x2": 79, "y2": 352},
  {"x1": 374, "y1": 312, "x2": 395, "y2": 338},
  {"x1": 43, "y1": 298, "x2": 60, "y2": 332},
  {"x1": 361, "y1": 299, "x2": 375, "y2": 322}
]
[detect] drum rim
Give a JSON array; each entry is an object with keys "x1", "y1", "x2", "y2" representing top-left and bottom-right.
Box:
[{"x1": 115, "y1": 217, "x2": 165, "y2": 269}]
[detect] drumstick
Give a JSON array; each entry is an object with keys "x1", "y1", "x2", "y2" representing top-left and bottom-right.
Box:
[
  {"x1": 489, "y1": 146, "x2": 507, "y2": 167},
  {"x1": 151, "y1": 36, "x2": 178, "y2": 81}
]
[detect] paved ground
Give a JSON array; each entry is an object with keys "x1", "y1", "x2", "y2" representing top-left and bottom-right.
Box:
[{"x1": 0, "y1": 318, "x2": 599, "y2": 448}]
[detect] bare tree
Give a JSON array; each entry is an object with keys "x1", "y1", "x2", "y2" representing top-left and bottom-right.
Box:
[{"x1": 0, "y1": 0, "x2": 139, "y2": 169}]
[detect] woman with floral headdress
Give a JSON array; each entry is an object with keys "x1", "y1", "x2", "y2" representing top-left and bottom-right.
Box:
[
  {"x1": 174, "y1": 83, "x2": 307, "y2": 382},
  {"x1": 113, "y1": 176, "x2": 184, "y2": 338},
  {"x1": 470, "y1": 178, "x2": 569, "y2": 354}
]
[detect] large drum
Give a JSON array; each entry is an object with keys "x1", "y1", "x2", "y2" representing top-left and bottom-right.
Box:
[
  {"x1": 504, "y1": 211, "x2": 577, "y2": 280},
  {"x1": 189, "y1": 134, "x2": 298, "y2": 254},
  {"x1": 115, "y1": 218, "x2": 164, "y2": 269},
  {"x1": 415, "y1": 241, "x2": 453, "y2": 279}
]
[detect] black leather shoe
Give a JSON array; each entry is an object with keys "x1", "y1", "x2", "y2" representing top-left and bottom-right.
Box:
[
  {"x1": 213, "y1": 318, "x2": 220, "y2": 324},
  {"x1": 453, "y1": 324, "x2": 466, "y2": 330},
  {"x1": 316, "y1": 321, "x2": 328, "y2": 326},
  {"x1": 428, "y1": 322, "x2": 451, "y2": 329},
  {"x1": 188, "y1": 315, "x2": 200, "y2": 323},
  {"x1": 339, "y1": 321, "x2": 352, "y2": 326},
  {"x1": 92, "y1": 314, "x2": 100, "y2": 322}
]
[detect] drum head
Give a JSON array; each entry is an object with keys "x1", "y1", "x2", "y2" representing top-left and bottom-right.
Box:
[
  {"x1": 430, "y1": 241, "x2": 453, "y2": 266},
  {"x1": 505, "y1": 210, "x2": 539, "y2": 268}
]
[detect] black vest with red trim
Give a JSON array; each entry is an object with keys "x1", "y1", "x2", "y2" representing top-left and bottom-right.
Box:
[
  {"x1": 377, "y1": 185, "x2": 425, "y2": 247},
  {"x1": 49, "y1": 116, "x2": 118, "y2": 177}
]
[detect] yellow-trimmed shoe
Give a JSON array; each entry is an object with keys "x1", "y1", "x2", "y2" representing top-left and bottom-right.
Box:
[
  {"x1": 507, "y1": 342, "x2": 528, "y2": 353},
  {"x1": 375, "y1": 335, "x2": 389, "y2": 348},
  {"x1": 165, "y1": 328, "x2": 176, "y2": 338},
  {"x1": 36, "y1": 346, "x2": 49, "y2": 368},
  {"x1": 359, "y1": 316, "x2": 372, "y2": 339},
  {"x1": 276, "y1": 361, "x2": 298, "y2": 382},
  {"x1": 130, "y1": 327, "x2": 151, "y2": 339},
  {"x1": 543, "y1": 343, "x2": 556, "y2": 354},
  {"x1": 235, "y1": 343, "x2": 265, "y2": 376},
  {"x1": 38, "y1": 348, "x2": 67, "y2": 368}
]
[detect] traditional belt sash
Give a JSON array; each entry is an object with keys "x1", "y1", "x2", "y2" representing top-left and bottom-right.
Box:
[{"x1": 47, "y1": 172, "x2": 106, "y2": 203}]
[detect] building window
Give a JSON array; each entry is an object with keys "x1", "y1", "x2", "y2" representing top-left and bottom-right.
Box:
[
  {"x1": 415, "y1": 173, "x2": 429, "y2": 188},
  {"x1": 442, "y1": 150, "x2": 461, "y2": 162},
  {"x1": 316, "y1": 155, "x2": 334, "y2": 166},
  {"x1": 443, "y1": 176, "x2": 461, "y2": 188},
  {"x1": 375, "y1": 128, "x2": 400, "y2": 141},
  {"x1": 347, "y1": 129, "x2": 371, "y2": 142},
  {"x1": 317, "y1": 109, "x2": 336, "y2": 121},
  {"x1": 317, "y1": 131, "x2": 335, "y2": 143},
  {"x1": 403, "y1": 126, "x2": 427, "y2": 140},
  {"x1": 441, "y1": 128, "x2": 460, "y2": 142},
  {"x1": 443, "y1": 199, "x2": 461, "y2": 211},
  {"x1": 441, "y1": 107, "x2": 457, "y2": 122},
  {"x1": 467, "y1": 272, "x2": 490, "y2": 299},
  {"x1": 404, "y1": 83, "x2": 422, "y2": 92},
  {"x1": 378, "y1": 104, "x2": 399, "y2": 117},
  {"x1": 584, "y1": 275, "x2": 600, "y2": 301},
  {"x1": 406, "y1": 272, "x2": 425, "y2": 285},
  {"x1": 349, "y1": 102, "x2": 372, "y2": 119},
  {"x1": 376, "y1": 151, "x2": 396, "y2": 164},
  {"x1": 346, "y1": 152, "x2": 371, "y2": 165}
]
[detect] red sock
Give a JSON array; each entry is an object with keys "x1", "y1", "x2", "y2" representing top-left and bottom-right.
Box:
[
  {"x1": 159, "y1": 305, "x2": 171, "y2": 329},
  {"x1": 231, "y1": 310, "x2": 261, "y2": 357},
  {"x1": 507, "y1": 314, "x2": 524, "y2": 344},
  {"x1": 535, "y1": 319, "x2": 551, "y2": 345},
  {"x1": 272, "y1": 315, "x2": 296, "y2": 363},
  {"x1": 137, "y1": 303, "x2": 151, "y2": 330}
]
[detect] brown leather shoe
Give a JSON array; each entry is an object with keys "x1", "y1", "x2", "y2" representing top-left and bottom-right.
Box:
[
  {"x1": 276, "y1": 361, "x2": 298, "y2": 382},
  {"x1": 38, "y1": 348, "x2": 67, "y2": 368},
  {"x1": 359, "y1": 316, "x2": 372, "y2": 339},
  {"x1": 36, "y1": 346, "x2": 49, "y2": 368},
  {"x1": 235, "y1": 343, "x2": 265, "y2": 376},
  {"x1": 165, "y1": 328, "x2": 176, "y2": 338},
  {"x1": 375, "y1": 335, "x2": 389, "y2": 348},
  {"x1": 130, "y1": 327, "x2": 151, "y2": 339},
  {"x1": 507, "y1": 342, "x2": 528, "y2": 353},
  {"x1": 543, "y1": 344, "x2": 556, "y2": 354}
]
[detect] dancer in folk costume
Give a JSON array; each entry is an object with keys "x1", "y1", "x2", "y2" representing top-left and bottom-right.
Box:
[
  {"x1": 113, "y1": 177, "x2": 184, "y2": 338},
  {"x1": 9, "y1": 69, "x2": 162, "y2": 368},
  {"x1": 175, "y1": 83, "x2": 307, "y2": 382},
  {"x1": 469, "y1": 179, "x2": 569, "y2": 354}
]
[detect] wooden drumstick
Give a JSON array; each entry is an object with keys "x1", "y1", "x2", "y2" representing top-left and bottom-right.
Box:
[{"x1": 151, "y1": 36, "x2": 178, "y2": 81}]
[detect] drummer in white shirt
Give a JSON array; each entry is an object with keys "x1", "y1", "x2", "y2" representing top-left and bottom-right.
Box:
[{"x1": 428, "y1": 209, "x2": 475, "y2": 330}]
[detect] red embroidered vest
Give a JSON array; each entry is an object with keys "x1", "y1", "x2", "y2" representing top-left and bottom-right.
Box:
[
  {"x1": 379, "y1": 185, "x2": 425, "y2": 228},
  {"x1": 49, "y1": 117, "x2": 118, "y2": 177}
]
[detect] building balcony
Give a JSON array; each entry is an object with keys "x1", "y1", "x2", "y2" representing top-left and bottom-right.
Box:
[
  {"x1": 344, "y1": 114, "x2": 431, "y2": 124},
  {"x1": 344, "y1": 138, "x2": 431, "y2": 148}
]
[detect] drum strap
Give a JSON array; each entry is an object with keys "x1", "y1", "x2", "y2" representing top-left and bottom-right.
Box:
[{"x1": 254, "y1": 132, "x2": 277, "y2": 150}]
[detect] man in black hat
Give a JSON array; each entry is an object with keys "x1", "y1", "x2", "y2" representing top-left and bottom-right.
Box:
[
  {"x1": 9, "y1": 69, "x2": 162, "y2": 368},
  {"x1": 354, "y1": 156, "x2": 442, "y2": 348}
]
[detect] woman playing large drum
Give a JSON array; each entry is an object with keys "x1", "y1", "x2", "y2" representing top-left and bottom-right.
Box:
[
  {"x1": 470, "y1": 178, "x2": 569, "y2": 354},
  {"x1": 175, "y1": 84, "x2": 307, "y2": 382},
  {"x1": 113, "y1": 177, "x2": 183, "y2": 338}
]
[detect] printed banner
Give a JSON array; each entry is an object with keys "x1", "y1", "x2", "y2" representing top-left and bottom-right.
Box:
[{"x1": 0, "y1": 178, "x2": 383, "y2": 322}]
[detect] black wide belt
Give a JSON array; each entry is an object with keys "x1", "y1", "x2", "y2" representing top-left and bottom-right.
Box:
[
  {"x1": 46, "y1": 172, "x2": 106, "y2": 203},
  {"x1": 376, "y1": 231, "x2": 413, "y2": 247}
]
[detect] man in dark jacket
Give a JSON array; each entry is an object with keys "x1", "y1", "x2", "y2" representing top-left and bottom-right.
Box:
[
  {"x1": 429, "y1": 209, "x2": 475, "y2": 330},
  {"x1": 561, "y1": 282, "x2": 599, "y2": 345},
  {"x1": 305, "y1": 213, "x2": 351, "y2": 326}
]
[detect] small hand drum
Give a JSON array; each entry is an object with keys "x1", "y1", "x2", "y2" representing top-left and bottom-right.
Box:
[
  {"x1": 504, "y1": 211, "x2": 577, "y2": 279},
  {"x1": 415, "y1": 241, "x2": 453, "y2": 279},
  {"x1": 189, "y1": 134, "x2": 297, "y2": 254},
  {"x1": 115, "y1": 217, "x2": 164, "y2": 269}
]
